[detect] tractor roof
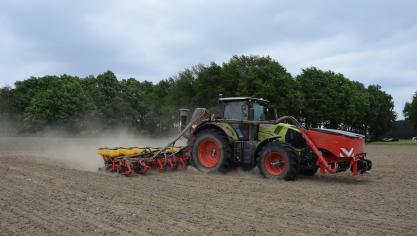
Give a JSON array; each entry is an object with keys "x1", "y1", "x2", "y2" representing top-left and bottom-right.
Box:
[{"x1": 218, "y1": 97, "x2": 270, "y2": 104}]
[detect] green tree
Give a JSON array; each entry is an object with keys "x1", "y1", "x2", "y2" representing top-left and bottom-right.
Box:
[
  {"x1": 297, "y1": 67, "x2": 352, "y2": 128},
  {"x1": 118, "y1": 78, "x2": 151, "y2": 131},
  {"x1": 192, "y1": 63, "x2": 224, "y2": 110},
  {"x1": 366, "y1": 85, "x2": 396, "y2": 138},
  {"x1": 404, "y1": 91, "x2": 417, "y2": 129},
  {"x1": 11, "y1": 76, "x2": 59, "y2": 126},
  {"x1": 0, "y1": 55, "x2": 400, "y2": 137},
  {"x1": 166, "y1": 69, "x2": 196, "y2": 108},
  {"x1": 221, "y1": 55, "x2": 301, "y2": 116},
  {"x1": 0, "y1": 86, "x2": 12, "y2": 116},
  {"x1": 295, "y1": 67, "x2": 394, "y2": 137},
  {"x1": 339, "y1": 81, "x2": 370, "y2": 133},
  {"x1": 81, "y1": 71, "x2": 124, "y2": 128},
  {"x1": 23, "y1": 76, "x2": 95, "y2": 132},
  {"x1": 0, "y1": 86, "x2": 15, "y2": 135}
]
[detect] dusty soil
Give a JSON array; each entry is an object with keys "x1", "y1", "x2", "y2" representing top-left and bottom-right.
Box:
[{"x1": 0, "y1": 138, "x2": 416, "y2": 235}]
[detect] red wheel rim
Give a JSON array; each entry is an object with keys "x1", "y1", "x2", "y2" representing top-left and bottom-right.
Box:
[
  {"x1": 264, "y1": 152, "x2": 286, "y2": 176},
  {"x1": 198, "y1": 138, "x2": 221, "y2": 168}
]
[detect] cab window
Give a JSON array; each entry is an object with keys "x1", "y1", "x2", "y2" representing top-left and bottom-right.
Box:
[
  {"x1": 223, "y1": 101, "x2": 248, "y2": 120},
  {"x1": 253, "y1": 102, "x2": 276, "y2": 120},
  {"x1": 253, "y1": 103, "x2": 266, "y2": 121}
]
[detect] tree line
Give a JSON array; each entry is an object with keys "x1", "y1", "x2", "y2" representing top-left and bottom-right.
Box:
[
  {"x1": 404, "y1": 91, "x2": 417, "y2": 131},
  {"x1": 0, "y1": 55, "x2": 399, "y2": 138}
]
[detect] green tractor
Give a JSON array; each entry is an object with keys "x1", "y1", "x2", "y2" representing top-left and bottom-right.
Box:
[
  {"x1": 97, "y1": 97, "x2": 370, "y2": 179},
  {"x1": 187, "y1": 97, "x2": 315, "y2": 180}
]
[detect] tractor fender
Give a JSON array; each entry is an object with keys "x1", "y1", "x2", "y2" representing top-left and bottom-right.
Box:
[
  {"x1": 254, "y1": 136, "x2": 280, "y2": 161},
  {"x1": 193, "y1": 122, "x2": 237, "y2": 143}
]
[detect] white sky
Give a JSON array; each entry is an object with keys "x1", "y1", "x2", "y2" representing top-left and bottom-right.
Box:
[{"x1": 1, "y1": 0, "x2": 416, "y2": 119}]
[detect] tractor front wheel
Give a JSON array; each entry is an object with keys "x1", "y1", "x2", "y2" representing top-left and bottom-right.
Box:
[
  {"x1": 258, "y1": 142, "x2": 298, "y2": 180},
  {"x1": 192, "y1": 129, "x2": 231, "y2": 173}
]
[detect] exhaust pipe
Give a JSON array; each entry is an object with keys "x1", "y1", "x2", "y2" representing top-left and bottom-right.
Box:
[{"x1": 179, "y1": 108, "x2": 190, "y2": 132}]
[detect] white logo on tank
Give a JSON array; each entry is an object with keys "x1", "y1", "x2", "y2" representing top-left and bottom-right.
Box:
[{"x1": 339, "y1": 147, "x2": 354, "y2": 158}]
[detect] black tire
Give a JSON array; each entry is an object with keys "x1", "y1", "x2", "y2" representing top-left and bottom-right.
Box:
[
  {"x1": 240, "y1": 163, "x2": 256, "y2": 171},
  {"x1": 118, "y1": 166, "x2": 128, "y2": 175},
  {"x1": 191, "y1": 128, "x2": 232, "y2": 173},
  {"x1": 299, "y1": 148, "x2": 318, "y2": 176},
  {"x1": 257, "y1": 142, "x2": 298, "y2": 180},
  {"x1": 301, "y1": 167, "x2": 318, "y2": 176}
]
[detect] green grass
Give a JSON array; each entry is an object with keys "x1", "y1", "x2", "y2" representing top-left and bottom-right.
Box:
[{"x1": 368, "y1": 139, "x2": 417, "y2": 145}]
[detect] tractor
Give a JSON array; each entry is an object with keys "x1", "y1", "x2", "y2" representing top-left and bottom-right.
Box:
[
  {"x1": 97, "y1": 97, "x2": 372, "y2": 180},
  {"x1": 186, "y1": 97, "x2": 372, "y2": 180}
]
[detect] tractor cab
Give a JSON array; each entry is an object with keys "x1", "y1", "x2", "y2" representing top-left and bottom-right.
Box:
[
  {"x1": 219, "y1": 97, "x2": 275, "y2": 140},
  {"x1": 219, "y1": 97, "x2": 275, "y2": 121}
]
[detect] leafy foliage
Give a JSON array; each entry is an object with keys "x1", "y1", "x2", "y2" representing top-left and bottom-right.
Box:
[
  {"x1": 404, "y1": 91, "x2": 417, "y2": 129},
  {"x1": 365, "y1": 85, "x2": 397, "y2": 138},
  {"x1": 296, "y1": 67, "x2": 396, "y2": 137},
  {"x1": 20, "y1": 75, "x2": 95, "y2": 132},
  {"x1": 0, "y1": 55, "x2": 397, "y2": 137}
]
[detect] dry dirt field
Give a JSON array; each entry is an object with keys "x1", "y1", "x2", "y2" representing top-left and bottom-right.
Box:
[{"x1": 0, "y1": 137, "x2": 416, "y2": 235}]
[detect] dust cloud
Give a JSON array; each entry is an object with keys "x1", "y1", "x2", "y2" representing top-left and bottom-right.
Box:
[{"x1": 0, "y1": 131, "x2": 184, "y2": 172}]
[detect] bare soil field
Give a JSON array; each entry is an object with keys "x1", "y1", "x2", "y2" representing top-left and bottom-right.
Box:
[{"x1": 0, "y1": 137, "x2": 416, "y2": 235}]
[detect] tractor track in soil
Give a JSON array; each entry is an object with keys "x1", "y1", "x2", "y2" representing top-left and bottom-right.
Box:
[{"x1": 1, "y1": 143, "x2": 417, "y2": 235}]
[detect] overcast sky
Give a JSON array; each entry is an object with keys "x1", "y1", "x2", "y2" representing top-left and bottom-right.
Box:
[{"x1": 1, "y1": 0, "x2": 416, "y2": 119}]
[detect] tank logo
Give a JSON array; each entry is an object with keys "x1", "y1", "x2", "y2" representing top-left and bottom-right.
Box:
[{"x1": 339, "y1": 147, "x2": 354, "y2": 158}]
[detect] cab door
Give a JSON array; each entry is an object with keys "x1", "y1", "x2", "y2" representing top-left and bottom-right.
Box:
[{"x1": 223, "y1": 101, "x2": 250, "y2": 140}]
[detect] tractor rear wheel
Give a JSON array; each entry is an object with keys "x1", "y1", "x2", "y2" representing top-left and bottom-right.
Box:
[
  {"x1": 299, "y1": 148, "x2": 318, "y2": 176},
  {"x1": 301, "y1": 167, "x2": 318, "y2": 176},
  {"x1": 258, "y1": 142, "x2": 298, "y2": 180},
  {"x1": 192, "y1": 129, "x2": 231, "y2": 173},
  {"x1": 241, "y1": 163, "x2": 256, "y2": 171}
]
